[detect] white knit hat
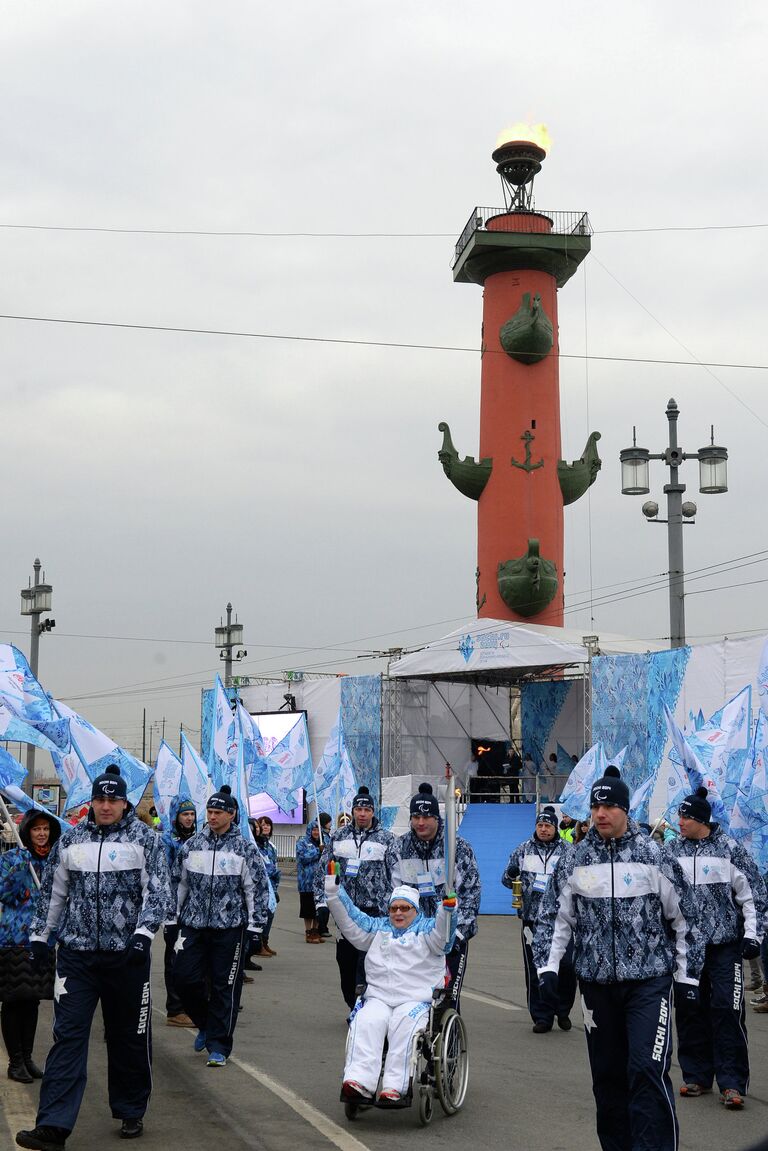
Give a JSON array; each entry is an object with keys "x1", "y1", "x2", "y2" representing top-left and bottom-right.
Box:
[{"x1": 389, "y1": 884, "x2": 420, "y2": 909}]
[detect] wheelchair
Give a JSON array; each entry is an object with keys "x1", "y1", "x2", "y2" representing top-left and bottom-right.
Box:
[{"x1": 341, "y1": 990, "x2": 469, "y2": 1126}]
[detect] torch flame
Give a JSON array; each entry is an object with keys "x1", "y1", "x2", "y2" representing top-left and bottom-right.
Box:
[{"x1": 495, "y1": 122, "x2": 551, "y2": 154}]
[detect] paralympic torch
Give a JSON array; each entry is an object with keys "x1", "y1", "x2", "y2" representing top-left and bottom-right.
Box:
[{"x1": 444, "y1": 763, "x2": 457, "y2": 945}]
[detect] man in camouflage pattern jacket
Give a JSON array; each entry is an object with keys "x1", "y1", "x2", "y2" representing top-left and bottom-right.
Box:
[
  {"x1": 534, "y1": 766, "x2": 702, "y2": 1151},
  {"x1": 18, "y1": 766, "x2": 170, "y2": 1149},
  {"x1": 668, "y1": 786, "x2": 767, "y2": 1108}
]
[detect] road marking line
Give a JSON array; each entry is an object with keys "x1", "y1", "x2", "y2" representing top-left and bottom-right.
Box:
[
  {"x1": 229, "y1": 1057, "x2": 373, "y2": 1151},
  {"x1": 463, "y1": 989, "x2": 523, "y2": 1011},
  {"x1": 154, "y1": 1007, "x2": 372, "y2": 1151}
]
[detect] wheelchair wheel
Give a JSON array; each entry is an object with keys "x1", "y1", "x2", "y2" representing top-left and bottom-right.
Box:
[
  {"x1": 418, "y1": 1086, "x2": 434, "y2": 1126},
  {"x1": 434, "y1": 1009, "x2": 469, "y2": 1114}
]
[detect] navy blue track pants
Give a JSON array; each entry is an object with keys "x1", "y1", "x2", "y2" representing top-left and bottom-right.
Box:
[
  {"x1": 580, "y1": 976, "x2": 678, "y2": 1151},
  {"x1": 522, "y1": 922, "x2": 576, "y2": 1025},
  {"x1": 173, "y1": 925, "x2": 245, "y2": 1057},
  {"x1": 675, "y1": 939, "x2": 749, "y2": 1093},
  {"x1": 37, "y1": 945, "x2": 153, "y2": 1132}
]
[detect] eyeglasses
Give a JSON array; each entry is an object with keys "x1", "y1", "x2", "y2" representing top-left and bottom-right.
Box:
[{"x1": 389, "y1": 904, "x2": 414, "y2": 914}]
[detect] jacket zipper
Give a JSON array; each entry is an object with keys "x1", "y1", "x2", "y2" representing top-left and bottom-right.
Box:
[
  {"x1": 610, "y1": 839, "x2": 617, "y2": 980},
  {"x1": 207, "y1": 834, "x2": 218, "y2": 925},
  {"x1": 96, "y1": 830, "x2": 105, "y2": 950}
]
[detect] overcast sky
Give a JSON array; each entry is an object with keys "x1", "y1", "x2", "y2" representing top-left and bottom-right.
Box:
[{"x1": 1, "y1": 0, "x2": 766, "y2": 760}]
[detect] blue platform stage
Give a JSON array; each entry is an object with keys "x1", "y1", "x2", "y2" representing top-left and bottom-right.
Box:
[{"x1": 458, "y1": 803, "x2": 535, "y2": 915}]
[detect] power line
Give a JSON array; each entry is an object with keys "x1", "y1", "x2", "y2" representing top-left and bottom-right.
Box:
[
  {"x1": 45, "y1": 548, "x2": 768, "y2": 706},
  {"x1": 592, "y1": 254, "x2": 768, "y2": 430},
  {"x1": 1, "y1": 310, "x2": 767, "y2": 373},
  {"x1": 1, "y1": 221, "x2": 767, "y2": 238}
]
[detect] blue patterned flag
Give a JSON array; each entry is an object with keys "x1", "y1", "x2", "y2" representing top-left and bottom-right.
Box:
[
  {"x1": 556, "y1": 743, "x2": 575, "y2": 775},
  {"x1": 0, "y1": 746, "x2": 27, "y2": 789},
  {"x1": 759, "y1": 639, "x2": 768, "y2": 709},
  {"x1": 153, "y1": 741, "x2": 183, "y2": 831},
  {"x1": 607, "y1": 745, "x2": 628, "y2": 771},
  {"x1": 245, "y1": 707, "x2": 313, "y2": 815},
  {"x1": 180, "y1": 733, "x2": 212, "y2": 817},
  {"x1": 629, "y1": 770, "x2": 657, "y2": 824},
  {"x1": 661, "y1": 704, "x2": 692, "y2": 820},
  {"x1": 209, "y1": 679, "x2": 253, "y2": 841},
  {"x1": 312, "y1": 711, "x2": 357, "y2": 816},
  {"x1": 49, "y1": 698, "x2": 153, "y2": 811},
  {"x1": 0, "y1": 644, "x2": 58, "y2": 724},
  {"x1": 0, "y1": 645, "x2": 70, "y2": 752},
  {"x1": 0, "y1": 781, "x2": 69, "y2": 832},
  {"x1": 730, "y1": 710, "x2": 768, "y2": 866},
  {"x1": 681, "y1": 689, "x2": 751, "y2": 798},
  {"x1": 0, "y1": 696, "x2": 70, "y2": 754},
  {"x1": 559, "y1": 743, "x2": 607, "y2": 821},
  {"x1": 664, "y1": 704, "x2": 729, "y2": 827}
]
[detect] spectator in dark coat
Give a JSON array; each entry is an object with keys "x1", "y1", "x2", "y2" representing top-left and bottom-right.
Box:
[{"x1": 0, "y1": 809, "x2": 61, "y2": 1083}]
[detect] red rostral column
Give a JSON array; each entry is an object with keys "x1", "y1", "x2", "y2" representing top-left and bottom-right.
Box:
[{"x1": 438, "y1": 133, "x2": 599, "y2": 624}]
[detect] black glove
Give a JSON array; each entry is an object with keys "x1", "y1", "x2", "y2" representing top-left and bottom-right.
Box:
[
  {"x1": 538, "y1": 970, "x2": 559, "y2": 1010},
  {"x1": 29, "y1": 940, "x2": 49, "y2": 968},
  {"x1": 742, "y1": 938, "x2": 761, "y2": 960},
  {"x1": 274, "y1": 892, "x2": 280, "y2": 904},
  {"x1": 674, "y1": 982, "x2": 699, "y2": 1012},
  {"x1": 126, "y1": 933, "x2": 151, "y2": 967}
]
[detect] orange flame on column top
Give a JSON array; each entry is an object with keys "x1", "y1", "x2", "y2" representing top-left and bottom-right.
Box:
[{"x1": 495, "y1": 122, "x2": 552, "y2": 153}]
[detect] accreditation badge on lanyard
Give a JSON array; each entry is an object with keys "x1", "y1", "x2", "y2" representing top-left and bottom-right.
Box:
[
  {"x1": 532, "y1": 872, "x2": 549, "y2": 894},
  {"x1": 345, "y1": 858, "x2": 361, "y2": 877},
  {"x1": 417, "y1": 871, "x2": 436, "y2": 896}
]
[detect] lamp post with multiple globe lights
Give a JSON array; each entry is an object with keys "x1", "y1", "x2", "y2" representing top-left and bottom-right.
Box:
[{"x1": 619, "y1": 398, "x2": 728, "y2": 649}]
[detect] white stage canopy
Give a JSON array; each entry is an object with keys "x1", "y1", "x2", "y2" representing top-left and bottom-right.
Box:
[{"x1": 390, "y1": 619, "x2": 665, "y2": 682}]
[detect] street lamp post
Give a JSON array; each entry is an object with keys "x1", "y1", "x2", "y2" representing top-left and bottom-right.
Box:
[
  {"x1": 19, "y1": 558, "x2": 56, "y2": 795},
  {"x1": 214, "y1": 602, "x2": 247, "y2": 688},
  {"x1": 619, "y1": 398, "x2": 728, "y2": 649}
]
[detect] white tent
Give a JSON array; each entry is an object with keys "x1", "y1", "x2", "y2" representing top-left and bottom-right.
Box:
[{"x1": 390, "y1": 619, "x2": 665, "y2": 682}]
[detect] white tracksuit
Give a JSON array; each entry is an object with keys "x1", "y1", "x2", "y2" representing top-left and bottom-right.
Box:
[{"x1": 326, "y1": 882, "x2": 456, "y2": 1095}]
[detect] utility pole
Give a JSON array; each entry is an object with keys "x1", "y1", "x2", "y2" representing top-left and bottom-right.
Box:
[
  {"x1": 214, "y1": 603, "x2": 246, "y2": 688},
  {"x1": 19, "y1": 559, "x2": 55, "y2": 796}
]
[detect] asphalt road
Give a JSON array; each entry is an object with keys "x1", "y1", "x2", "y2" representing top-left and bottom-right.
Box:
[{"x1": 2, "y1": 885, "x2": 767, "y2": 1151}]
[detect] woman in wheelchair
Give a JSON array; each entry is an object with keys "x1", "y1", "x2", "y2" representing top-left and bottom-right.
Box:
[{"x1": 324, "y1": 871, "x2": 457, "y2": 1105}]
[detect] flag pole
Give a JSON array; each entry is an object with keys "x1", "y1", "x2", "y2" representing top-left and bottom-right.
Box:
[
  {"x1": 311, "y1": 772, "x2": 324, "y2": 846},
  {"x1": 0, "y1": 790, "x2": 42, "y2": 890}
]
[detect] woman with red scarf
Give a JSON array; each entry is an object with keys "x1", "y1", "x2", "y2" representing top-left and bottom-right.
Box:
[{"x1": 0, "y1": 810, "x2": 61, "y2": 1082}]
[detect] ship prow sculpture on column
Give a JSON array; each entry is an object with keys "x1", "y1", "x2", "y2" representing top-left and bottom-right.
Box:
[{"x1": 440, "y1": 125, "x2": 601, "y2": 621}]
